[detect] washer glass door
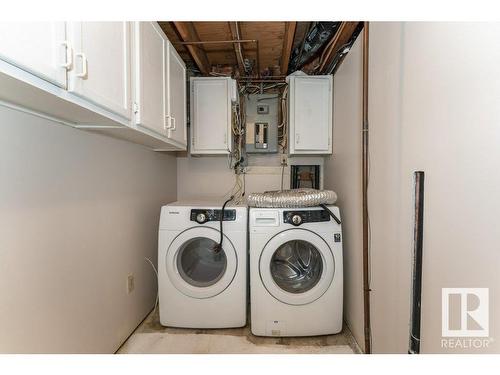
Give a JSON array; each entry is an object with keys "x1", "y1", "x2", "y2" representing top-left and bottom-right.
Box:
[
  {"x1": 260, "y1": 229, "x2": 334, "y2": 305},
  {"x1": 166, "y1": 227, "x2": 237, "y2": 299},
  {"x1": 177, "y1": 237, "x2": 227, "y2": 288}
]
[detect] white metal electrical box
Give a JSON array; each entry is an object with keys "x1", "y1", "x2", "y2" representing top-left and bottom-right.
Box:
[
  {"x1": 287, "y1": 74, "x2": 333, "y2": 155},
  {"x1": 190, "y1": 77, "x2": 236, "y2": 154},
  {"x1": 245, "y1": 93, "x2": 279, "y2": 153}
]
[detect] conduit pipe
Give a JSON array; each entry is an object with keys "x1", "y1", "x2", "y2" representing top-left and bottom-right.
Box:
[
  {"x1": 362, "y1": 21, "x2": 372, "y2": 354},
  {"x1": 233, "y1": 22, "x2": 247, "y2": 75}
]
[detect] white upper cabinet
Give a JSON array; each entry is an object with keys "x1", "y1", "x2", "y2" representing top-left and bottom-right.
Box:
[
  {"x1": 0, "y1": 22, "x2": 68, "y2": 88},
  {"x1": 288, "y1": 75, "x2": 333, "y2": 154},
  {"x1": 67, "y1": 22, "x2": 132, "y2": 119},
  {"x1": 0, "y1": 21, "x2": 187, "y2": 151},
  {"x1": 133, "y1": 22, "x2": 186, "y2": 150},
  {"x1": 133, "y1": 22, "x2": 166, "y2": 136},
  {"x1": 165, "y1": 41, "x2": 187, "y2": 147},
  {"x1": 190, "y1": 77, "x2": 234, "y2": 154}
]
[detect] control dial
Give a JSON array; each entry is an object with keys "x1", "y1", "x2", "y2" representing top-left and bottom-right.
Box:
[
  {"x1": 196, "y1": 212, "x2": 208, "y2": 224},
  {"x1": 291, "y1": 214, "x2": 303, "y2": 226}
]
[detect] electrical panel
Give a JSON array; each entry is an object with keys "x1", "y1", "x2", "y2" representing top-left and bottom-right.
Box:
[{"x1": 245, "y1": 94, "x2": 278, "y2": 153}]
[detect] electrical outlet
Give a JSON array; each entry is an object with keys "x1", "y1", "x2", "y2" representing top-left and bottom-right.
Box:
[{"x1": 127, "y1": 274, "x2": 135, "y2": 294}]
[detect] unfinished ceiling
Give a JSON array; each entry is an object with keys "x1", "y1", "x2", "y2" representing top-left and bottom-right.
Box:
[{"x1": 159, "y1": 21, "x2": 362, "y2": 79}]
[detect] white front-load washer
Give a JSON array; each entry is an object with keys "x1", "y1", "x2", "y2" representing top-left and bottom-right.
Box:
[
  {"x1": 158, "y1": 201, "x2": 247, "y2": 328},
  {"x1": 250, "y1": 206, "x2": 343, "y2": 336}
]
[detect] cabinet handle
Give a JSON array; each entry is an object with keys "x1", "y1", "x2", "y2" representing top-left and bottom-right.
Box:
[
  {"x1": 60, "y1": 41, "x2": 73, "y2": 69},
  {"x1": 75, "y1": 52, "x2": 87, "y2": 78},
  {"x1": 171, "y1": 116, "x2": 176, "y2": 131},
  {"x1": 164, "y1": 115, "x2": 172, "y2": 130}
]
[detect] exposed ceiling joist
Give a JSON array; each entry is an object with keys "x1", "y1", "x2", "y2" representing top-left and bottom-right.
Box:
[
  {"x1": 172, "y1": 22, "x2": 211, "y2": 74},
  {"x1": 318, "y1": 22, "x2": 361, "y2": 73},
  {"x1": 228, "y1": 22, "x2": 246, "y2": 76},
  {"x1": 281, "y1": 21, "x2": 297, "y2": 75}
]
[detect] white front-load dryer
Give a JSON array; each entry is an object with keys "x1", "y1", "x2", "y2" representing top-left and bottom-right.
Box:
[
  {"x1": 158, "y1": 201, "x2": 247, "y2": 328},
  {"x1": 250, "y1": 206, "x2": 343, "y2": 336}
]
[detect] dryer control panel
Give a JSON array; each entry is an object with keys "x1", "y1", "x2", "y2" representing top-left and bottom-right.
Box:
[
  {"x1": 283, "y1": 210, "x2": 330, "y2": 226},
  {"x1": 191, "y1": 209, "x2": 236, "y2": 224}
]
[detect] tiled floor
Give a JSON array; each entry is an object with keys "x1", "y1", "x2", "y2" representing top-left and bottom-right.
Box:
[{"x1": 117, "y1": 309, "x2": 361, "y2": 354}]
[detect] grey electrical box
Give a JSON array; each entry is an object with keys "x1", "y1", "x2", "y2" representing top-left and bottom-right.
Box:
[{"x1": 245, "y1": 94, "x2": 279, "y2": 153}]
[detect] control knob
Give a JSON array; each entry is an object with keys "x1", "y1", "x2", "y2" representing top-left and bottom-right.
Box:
[
  {"x1": 196, "y1": 212, "x2": 208, "y2": 224},
  {"x1": 291, "y1": 214, "x2": 303, "y2": 226}
]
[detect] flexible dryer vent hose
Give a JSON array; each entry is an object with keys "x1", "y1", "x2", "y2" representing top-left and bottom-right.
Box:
[{"x1": 247, "y1": 188, "x2": 337, "y2": 208}]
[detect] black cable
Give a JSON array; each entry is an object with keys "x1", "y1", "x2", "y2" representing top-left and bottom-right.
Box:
[
  {"x1": 280, "y1": 164, "x2": 285, "y2": 191},
  {"x1": 242, "y1": 173, "x2": 246, "y2": 197},
  {"x1": 319, "y1": 203, "x2": 341, "y2": 225},
  {"x1": 213, "y1": 196, "x2": 234, "y2": 253}
]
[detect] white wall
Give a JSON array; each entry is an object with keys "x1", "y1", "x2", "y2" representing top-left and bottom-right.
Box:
[
  {"x1": 369, "y1": 22, "x2": 500, "y2": 353},
  {"x1": 176, "y1": 154, "x2": 292, "y2": 201},
  {"x1": 0, "y1": 106, "x2": 177, "y2": 353},
  {"x1": 323, "y1": 35, "x2": 365, "y2": 351},
  {"x1": 326, "y1": 22, "x2": 500, "y2": 354},
  {"x1": 368, "y1": 22, "x2": 411, "y2": 353}
]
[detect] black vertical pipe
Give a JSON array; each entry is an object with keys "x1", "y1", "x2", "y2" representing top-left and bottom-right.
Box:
[{"x1": 409, "y1": 171, "x2": 425, "y2": 354}]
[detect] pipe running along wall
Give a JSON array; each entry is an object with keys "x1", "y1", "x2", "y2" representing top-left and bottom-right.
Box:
[{"x1": 362, "y1": 21, "x2": 372, "y2": 354}]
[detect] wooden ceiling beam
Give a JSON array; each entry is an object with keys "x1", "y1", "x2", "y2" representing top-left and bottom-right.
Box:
[
  {"x1": 281, "y1": 21, "x2": 297, "y2": 75},
  {"x1": 172, "y1": 22, "x2": 211, "y2": 74},
  {"x1": 318, "y1": 22, "x2": 360, "y2": 73},
  {"x1": 228, "y1": 22, "x2": 246, "y2": 76}
]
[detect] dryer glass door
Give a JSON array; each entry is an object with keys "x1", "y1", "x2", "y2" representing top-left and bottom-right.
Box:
[
  {"x1": 260, "y1": 229, "x2": 334, "y2": 305},
  {"x1": 166, "y1": 227, "x2": 237, "y2": 299}
]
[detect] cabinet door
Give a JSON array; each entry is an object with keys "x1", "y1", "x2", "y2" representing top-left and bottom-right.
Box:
[
  {"x1": 0, "y1": 22, "x2": 67, "y2": 88},
  {"x1": 166, "y1": 41, "x2": 187, "y2": 147},
  {"x1": 134, "y1": 22, "x2": 166, "y2": 136},
  {"x1": 68, "y1": 22, "x2": 131, "y2": 119},
  {"x1": 191, "y1": 78, "x2": 231, "y2": 154},
  {"x1": 290, "y1": 76, "x2": 333, "y2": 154}
]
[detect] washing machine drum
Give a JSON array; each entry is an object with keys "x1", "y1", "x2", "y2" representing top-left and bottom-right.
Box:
[
  {"x1": 260, "y1": 229, "x2": 335, "y2": 305},
  {"x1": 166, "y1": 227, "x2": 237, "y2": 299}
]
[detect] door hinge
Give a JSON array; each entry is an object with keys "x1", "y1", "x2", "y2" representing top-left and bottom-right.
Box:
[
  {"x1": 133, "y1": 102, "x2": 139, "y2": 114},
  {"x1": 296, "y1": 133, "x2": 300, "y2": 144}
]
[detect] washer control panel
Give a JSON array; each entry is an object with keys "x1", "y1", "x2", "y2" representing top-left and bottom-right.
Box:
[
  {"x1": 283, "y1": 210, "x2": 330, "y2": 226},
  {"x1": 191, "y1": 209, "x2": 236, "y2": 224}
]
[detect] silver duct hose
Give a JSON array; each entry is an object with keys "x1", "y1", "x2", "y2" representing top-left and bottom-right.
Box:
[{"x1": 247, "y1": 188, "x2": 337, "y2": 208}]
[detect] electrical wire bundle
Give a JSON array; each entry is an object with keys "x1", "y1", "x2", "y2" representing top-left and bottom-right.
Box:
[
  {"x1": 225, "y1": 81, "x2": 290, "y2": 202},
  {"x1": 224, "y1": 84, "x2": 246, "y2": 205},
  {"x1": 278, "y1": 85, "x2": 288, "y2": 153},
  {"x1": 239, "y1": 82, "x2": 286, "y2": 96}
]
